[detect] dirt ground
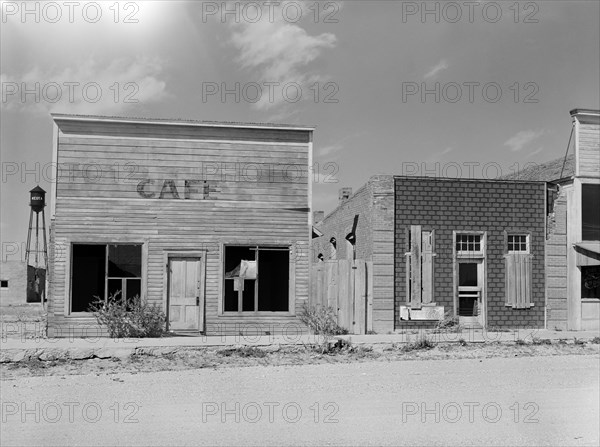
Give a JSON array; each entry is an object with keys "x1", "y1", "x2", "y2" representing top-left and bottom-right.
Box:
[{"x1": 2, "y1": 339, "x2": 598, "y2": 380}]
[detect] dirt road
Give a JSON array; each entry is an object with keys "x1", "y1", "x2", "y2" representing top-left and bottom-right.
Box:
[{"x1": 2, "y1": 354, "x2": 599, "y2": 446}]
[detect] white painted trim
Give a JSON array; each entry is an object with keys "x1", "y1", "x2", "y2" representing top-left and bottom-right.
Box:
[
  {"x1": 308, "y1": 137, "x2": 314, "y2": 278},
  {"x1": 51, "y1": 114, "x2": 315, "y2": 132},
  {"x1": 574, "y1": 115, "x2": 580, "y2": 177},
  {"x1": 50, "y1": 123, "x2": 59, "y2": 219}
]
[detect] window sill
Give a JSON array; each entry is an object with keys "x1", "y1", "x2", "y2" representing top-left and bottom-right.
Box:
[{"x1": 218, "y1": 312, "x2": 295, "y2": 317}]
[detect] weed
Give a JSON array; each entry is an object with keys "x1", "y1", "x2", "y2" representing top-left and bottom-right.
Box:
[
  {"x1": 299, "y1": 304, "x2": 348, "y2": 336},
  {"x1": 402, "y1": 335, "x2": 435, "y2": 352},
  {"x1": 591, "y1": 337, "x2": 600, "y2": 344},
  {"x1": 366, "y1": 330, "x2": 377, "y2": 335},
  {"x1": 89, "y1": 292, "x2": 166, "y2": 338},
  {"x1": 532, "y1": 337, "x2": 552, "y2": 345},
  {"x1": 573, "y1": 338, "x2": 584, "y2": 345},
  {"x1": 435, "y1": 312, "x2": 459, "y2": 331},
  {"x1": 299, "y1": 304, "x2": 348, "y2": 352},
  {"x1": 458, "y1": 338, "x2": 467, "y2": 346},
  {"x1": 515, "y1": 339, "x2": 527, "y2": 346}
]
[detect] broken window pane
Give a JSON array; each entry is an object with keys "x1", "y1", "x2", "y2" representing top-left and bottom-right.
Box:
[
  {"x1": 582, "y1": 266, "x2": 600, "y2": 299},
  {"x1": 258, "y1": 249, "x2": 289, "y2": 312},
  {"x1": 72, "y1": 244, "x2": 142, "y2": 312},
  {"x1": 108, "y1": 245, "x2": 141, "y2": 277},
  {"x1": 223, "y1": 245, "x2": 289, "y2": 312},
  {"x1": 71, "y1": 244, "x2": 106, "y2": 312}
]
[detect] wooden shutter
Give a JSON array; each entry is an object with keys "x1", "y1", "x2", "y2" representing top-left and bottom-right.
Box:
[
  {"x1": 410, "y1": 225, "x2": 422, "y2": 309},
  {"x1": 505, "y1": 254, "x2": 533, "y2": 308},
  {"x1": 408, "y1": 226, "x2": 435, "y2": 309},
  {"x1": 422, "y1": 230, "x2": 434, "y2": 305}
]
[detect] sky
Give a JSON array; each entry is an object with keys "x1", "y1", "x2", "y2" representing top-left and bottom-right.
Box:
[{"x1": 1, "y1": 0, "x2": 599, "y2": 262}]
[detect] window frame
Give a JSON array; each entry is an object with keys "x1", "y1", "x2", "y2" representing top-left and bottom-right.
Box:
[
  {"x1": 455, "y1": 232, "x2": 485, "y2": 259},
  {"x1": 452, "y1": 230, "x2": 487, "y2": 325},
  {"x1": 582, "y1": 183, "x2": 600, "y2": 241},
  {"x1": 68, "y1": 242, "x2": 145, "y2": 316},
  {"x1": 507, "y1": 234, "x2": 530, "y2": 254},
  {"x1": 219, "y1": 243, "x2": 295, "y2": 316}
]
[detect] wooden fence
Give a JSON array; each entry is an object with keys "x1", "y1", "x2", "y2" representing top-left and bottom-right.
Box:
[{"x1": 309, "y1": 259, "x2": 373, "y2": 334}]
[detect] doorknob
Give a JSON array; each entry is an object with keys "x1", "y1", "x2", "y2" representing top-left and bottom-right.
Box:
[{"x1": 196, "y1": 296, "x2": 200, "y2": 306}]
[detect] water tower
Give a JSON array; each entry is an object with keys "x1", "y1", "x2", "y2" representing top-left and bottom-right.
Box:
[{"x1": 25, "y1": 186, "x2": 48, "y2": 303}]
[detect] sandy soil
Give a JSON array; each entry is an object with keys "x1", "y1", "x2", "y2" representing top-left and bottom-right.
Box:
[{"x1": 2, "y1": 339, "x2": 598, "y2": 379}]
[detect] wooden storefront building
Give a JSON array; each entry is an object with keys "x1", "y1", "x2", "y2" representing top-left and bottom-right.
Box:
[{"x1": 47, "y1": 114, "x2": 313, "y2": 337}]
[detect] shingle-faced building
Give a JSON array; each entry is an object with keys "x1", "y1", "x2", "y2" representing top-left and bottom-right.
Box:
[{"x1": 47, "y1": 114, "x2": 314, "y2": 337}]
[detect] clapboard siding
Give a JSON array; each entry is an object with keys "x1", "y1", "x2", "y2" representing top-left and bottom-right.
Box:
[
  {"x1": 578, "y1": 123, "x2": 600, "y2": 177},
  {"x1": 48, "y1": 116, "x2": 312, "y2": 337}
]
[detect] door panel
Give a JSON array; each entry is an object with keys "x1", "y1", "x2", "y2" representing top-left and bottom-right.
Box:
[{"x1": 168, "y1": 257, "x2": 203, "y2": 332}]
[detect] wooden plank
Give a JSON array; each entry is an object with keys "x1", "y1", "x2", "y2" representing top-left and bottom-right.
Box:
[
  {"x1": 354, "y1": 260, "x2": 366, "y2": 335},
  {"x1": 422, "y1": 230, "x2": 433, "y2": 304},
  {"x1": 326, "y1": 261, "x2": 338, "y2": 310},
  {"x1": 337, "y1": 260, "x2": 349, "y2": 329},
  {"x1": 366, "y1": 261, "x2": 374, "y2": 333}
]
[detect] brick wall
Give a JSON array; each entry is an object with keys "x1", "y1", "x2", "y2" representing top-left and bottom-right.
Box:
[
  {"x1": 313, "y1": 175, "x2": 395, "y2": 333},
  {"x1": 394, "y1": 177, "x2": 546, "y2": 329},
  {"x1": 313, "y1": 184, "x2": 374, "y2": 262},
  {"x1": 0, "y1": 261, "x2": 27, "y2": 306}
]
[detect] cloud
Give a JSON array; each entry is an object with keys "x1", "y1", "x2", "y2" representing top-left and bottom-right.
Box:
[
  {"x1": 228, "y1": 1, "x2": 337, "y2": 110},
  {"x1": 2, "y1": 56, "x2": 168, "y2": 115},
  {"x1": 424, "y1": 59, "x2": 449, "y2": 79},
  {"x1": 504, "y1": 129, "x2": 545, "y2": 152},
  {"x1": 318, "y1": 143, "x2": 344, "y2": 157},
  {"x1": 527, "y1": 147, "x2": 544, "y2": 158}
]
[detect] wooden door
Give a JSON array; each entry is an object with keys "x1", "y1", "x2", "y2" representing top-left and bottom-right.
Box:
[
  {"x1": 457, "y1": 260, "x2": 485, "y2": 327},
  {"x1": 168, "y1": 257, "x2": 204, "y2": 332}
]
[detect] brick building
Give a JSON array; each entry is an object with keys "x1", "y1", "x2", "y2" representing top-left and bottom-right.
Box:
[
  {"x1": 0, "y1": 261, "x2": 27, "y2": 307},
  {"x1": 313, "y1": 177, "x2": 546, "y2": 332}
]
